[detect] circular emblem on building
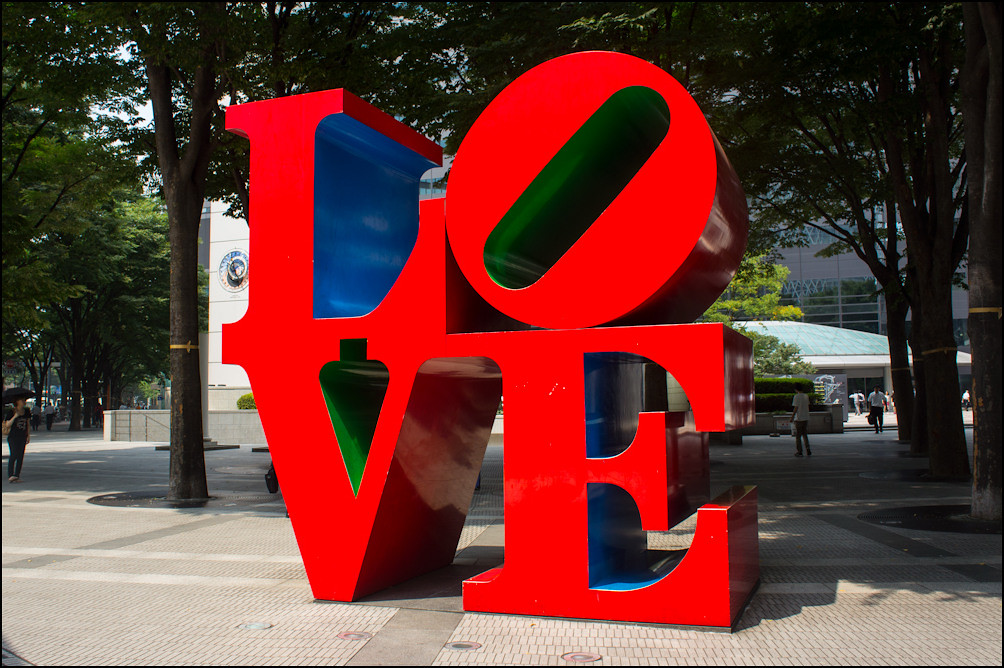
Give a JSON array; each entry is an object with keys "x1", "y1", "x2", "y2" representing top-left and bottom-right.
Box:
[{"x1": 219, "y1": 249, "x2": 249, "y2": 292}]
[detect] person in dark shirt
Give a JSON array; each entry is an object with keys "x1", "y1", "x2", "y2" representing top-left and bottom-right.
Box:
[{"x1": 5, "y1": 398, "x2": 31, "y2": 482}]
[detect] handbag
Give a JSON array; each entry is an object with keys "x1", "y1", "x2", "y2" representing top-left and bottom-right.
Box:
[
  {"x1": 264, "y1": 464, "x2": 279, "y2": 494},
  {"x1": 790, "y1": 421, "x2": 797, "y2": 437},
  {"x1": 867, "y1": 413, "x2": 875, "y2": 425}
]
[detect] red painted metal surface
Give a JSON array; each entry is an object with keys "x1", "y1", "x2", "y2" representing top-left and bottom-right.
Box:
[
  {"x1": 225, "y1": 93, "x2": 501, "y2": 600},
  {"x1": 448, "y1": 326, "x2": 755, "y2": 626},
  {"x1": 447, "y1": 51, "x2": 748, "y2": 329},
  {"x1": 224, "y1": 51, "x2": 758, "y2": 628}
]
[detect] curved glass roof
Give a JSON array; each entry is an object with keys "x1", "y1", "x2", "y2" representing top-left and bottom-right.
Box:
[{"x1": 737, "y1": 321, "x2": 891, "y2": 356}]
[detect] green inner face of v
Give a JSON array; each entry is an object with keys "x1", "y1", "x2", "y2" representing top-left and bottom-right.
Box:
[
  {"x1": 483, "y1": 85, "x2": 671, "y2": 289},
  {"x1": 319, "y1": 339, "x2": 388, "y2": 495}
]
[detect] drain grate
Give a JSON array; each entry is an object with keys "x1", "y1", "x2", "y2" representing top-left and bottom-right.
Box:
[{"x1": 444, "y1": 641, "x2": 482, "y2": 651}]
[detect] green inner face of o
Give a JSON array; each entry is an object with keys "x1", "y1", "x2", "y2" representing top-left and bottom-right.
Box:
[
  {"x1": 319, "y1": 339, "x2": 388, "y2": 495},
  {"x1": 483, "y1": 86, "x2": 671, "y2": 289}
]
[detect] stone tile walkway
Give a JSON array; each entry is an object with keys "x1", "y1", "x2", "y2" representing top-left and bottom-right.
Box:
[{"x1": 2, "y1": 421, "x2": 999, "y2": 665}]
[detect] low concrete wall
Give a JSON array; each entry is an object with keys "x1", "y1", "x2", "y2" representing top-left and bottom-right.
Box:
[
  {"x1": 740, "y1": 405, "x2": 844, "y2": 436},
  {"x1": 107, "y1": 408, "x2": 840, "y2": 446},
  {"x1": 106, "y1": 409, "x2": 266, "y2": 445},
  {"x1": 106, "y1": 411, "x2": 500, "y2": 446}
]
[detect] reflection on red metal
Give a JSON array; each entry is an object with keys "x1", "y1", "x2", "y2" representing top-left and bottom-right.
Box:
[{"x1": 225, "y1": 51, "x2": 758, "y2": 627}]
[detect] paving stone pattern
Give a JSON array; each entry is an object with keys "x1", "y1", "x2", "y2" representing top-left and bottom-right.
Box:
[{"x1": 2, "y1": 423, "x2": 1000, "y2": 665}]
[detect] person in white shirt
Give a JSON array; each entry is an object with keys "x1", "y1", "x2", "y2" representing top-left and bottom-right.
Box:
[
  {"x1": 790, "y1": 388, "x2": 811, "y2": 457},
  {"x1": 867, "y1": 386, "x2": 886, "y2": 433},
  {"x1": 43, "y1": 401, "x2": 55, "y2": 430}
]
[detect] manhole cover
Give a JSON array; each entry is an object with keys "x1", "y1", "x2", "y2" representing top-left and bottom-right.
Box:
[
  {"x1": 337, "y1": 632, "x2": 373, "y2": 641},
  {"x1": 562, "y1": 652, "x2": 602, "y2": 662},
  {"x1": 859, "y1": 505, "x2": 1002, "y2": 534},
  {"x1": 444, "y1": 641, "x2": 481, "y2": 651},
  {"x1": 240, "y1": 622, "x2": 273, "y2": 630}
]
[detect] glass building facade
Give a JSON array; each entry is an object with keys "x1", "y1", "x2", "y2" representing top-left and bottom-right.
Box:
[{"x1": 776, "y1": 237, "x2": 969, "y2": 349}]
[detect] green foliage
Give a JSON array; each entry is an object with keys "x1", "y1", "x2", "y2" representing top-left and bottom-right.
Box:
[
  {"x1": 47, "y1": 190, "x2": 171, "y2": 383},
  {"x1": 703, "y1": 256, "x2": 803, "y2": 324},
  {"x1": 2, "y1": 2, "x2": 140, "y2": 329},
  {"x1": 3, "y1": 185, "x2": 171, "y2": 420},
  {"x1": 754, "y1": 377, "x2": 814, "y2": 394},
  {"x1": 236, "y1": 393, "x2": 256, "y2": 410},
  {"x1": 754, "y1": 378, "x2": 820, "y2": 413},
  {"x1": 755, "y1": 394, "x2": 822, "y2": 413},
  {"x1": 739, "y1": 329, "x2": 817, "y2": 376},
  {"x1": 137, "y1": 379, "x2": 164, "y2": 402}
]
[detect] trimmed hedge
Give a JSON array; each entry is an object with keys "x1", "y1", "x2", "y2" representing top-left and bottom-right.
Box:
[
  {"x1": 755, "y1": 393, "x2": 822, "y2": 412},
  {"x1": 236, "y1": 393, "x2": 256, "y2": 410},
  {"x1": 754, "y1": 377, "x2": 822, "y2": 413},
  {"x1": 754, "y1": 377, "x2": 814, "y2": 394}
]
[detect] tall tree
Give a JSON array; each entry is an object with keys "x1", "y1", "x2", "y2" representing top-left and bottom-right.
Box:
[
  {"x1": 701, "y1": 3, "x2": 969, "y2": 473},
  {"x1": 875, "y1": 4, "x2": 969, "y2": 478},
  {"x1": 2, "y1": 1, "x2": 136, "y2": 330},
  {"x1": 98, "y1": 2, "x2": 418, "y2": 497},
  {"x1": 35, "y1": 190, "x2": 170, "y2": 430},
  {"x1": 961, "y1": 2, "x2": 1002, "y2": 520},
  {"x1": 92, "y1": 2, "x2": 239, "y2": 497}
]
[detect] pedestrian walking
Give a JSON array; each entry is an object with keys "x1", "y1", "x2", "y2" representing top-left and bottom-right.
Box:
[
  {"x1": 790, "y1": 387, "x2": 811, "y2": 457},
  {"x1": 867, "y1": 386, "x2": 886, "y2": 433},
  {"x1": 44, "y1": 401, "x2": 55, "y2": 430},
  {"x1": 4, "y1": 397, "x2": 32, "y2": 482},
  {"x1": 31, "y1": 402, "x2": 41, "y2": 431}
]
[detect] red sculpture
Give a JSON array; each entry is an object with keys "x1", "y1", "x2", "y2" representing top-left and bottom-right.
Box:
[{"x1": 225, "y1": 51, "x2": 757, "y2": 628}]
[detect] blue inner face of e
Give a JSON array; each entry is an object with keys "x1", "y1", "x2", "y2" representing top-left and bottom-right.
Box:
[{"x1": 313, "y1": 114, "x2": 438, "y2": 319}]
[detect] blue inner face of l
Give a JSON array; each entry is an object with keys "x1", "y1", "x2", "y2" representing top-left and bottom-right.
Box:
[{"x1": 314, "y1": 114, "x2": 438, "y2": 319}]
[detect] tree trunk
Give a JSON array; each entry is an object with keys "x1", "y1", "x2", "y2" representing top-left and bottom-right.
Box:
[
  {"x1": 916, "y1": 281, "x2": 969, "y2": 480},
  {"x1": 144, "y1": 11, "x2": 222, "y2": 498},
  {"x1": 166, "y1": 190, "x2": 209, "y2": 500},
  {"x1": 69, "y1": 365, "x2": 82, "y2": 431},
  {"x1": 56, "y1": 366, "x2": 68, "y2": 416},
  {"x1": 83, "y1": 388, "x2": 92, "y2": 428},
  {"x1": 908, "y1": 320, "x2": 929, "y2": 456},
  {"x1": 880, "y1": 51, "x2": 969, "y2": 478},
  {"x1": 962, "y1": 2, "x2": 1002, "y2": 519},
  {"x1": 885, "y1": 295, "x2": 913, "y2": 442}
]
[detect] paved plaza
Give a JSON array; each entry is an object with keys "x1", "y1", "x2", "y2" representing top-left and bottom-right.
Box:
[{"x1": 2, "y1": 414, "x2": 1000, "y2": 666}]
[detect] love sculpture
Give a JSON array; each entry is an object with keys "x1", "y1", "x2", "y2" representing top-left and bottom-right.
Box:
[{"x1": 225, "y1": 51, "x2": 758, "y2": 628}]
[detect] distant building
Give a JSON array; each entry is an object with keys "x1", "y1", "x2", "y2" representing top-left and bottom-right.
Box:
[
  {"x1": 742, "y1": 320, "x2": 971, "y2": 397},
  {"x1": 776, "y1": 227, "x2": 969, "y2": 351}
]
